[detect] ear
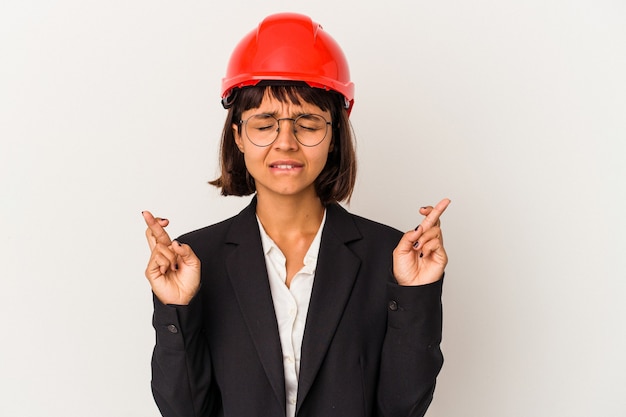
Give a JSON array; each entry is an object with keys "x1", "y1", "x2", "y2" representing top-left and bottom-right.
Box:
[{"x1": 233, "y1": 123, "x2": 244, "y2": 152}]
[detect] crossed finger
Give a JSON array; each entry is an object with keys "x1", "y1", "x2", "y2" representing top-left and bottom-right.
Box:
[
  {"x1": 418, "y1": 198, "x2": 450, "y2": 232},
  {"x1": 142, "y1": 211, "x2": 172, "y2": 250}
]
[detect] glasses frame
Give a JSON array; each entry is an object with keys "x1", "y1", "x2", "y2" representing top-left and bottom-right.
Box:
[{"x1": 239, "y1": 113, "x2": 332, "y2": 147}]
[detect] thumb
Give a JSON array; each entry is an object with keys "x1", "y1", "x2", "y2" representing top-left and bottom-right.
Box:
[{"x1": 172, "y1": 240, "x2": 200, "y2": 269}]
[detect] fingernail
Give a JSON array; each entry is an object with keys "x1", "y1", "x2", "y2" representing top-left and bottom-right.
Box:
[
  {"x1": 176, "y1": 240, "x2": 182, "y2": 246},
  {"x1": 419, "y1": 252, "x2": 424, "y2": 258},
  {"x1": 413, "y1": 241, "x2": 419, "y2": 248},
  {"x1": 414, "y1": 225, "x2": 420, "y2": 231}
]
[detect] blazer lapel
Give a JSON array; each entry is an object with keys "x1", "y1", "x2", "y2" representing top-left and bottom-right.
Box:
[
  {"x1": 224, "y1": 198, "x2": 286, "y2": 411},
  {"x1": 296, "y1": 203, "x2": 363, "y2": 411}
]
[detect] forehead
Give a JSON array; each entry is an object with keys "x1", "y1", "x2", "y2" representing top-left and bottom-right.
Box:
[{"x1": 246, "y1": 89, "x2": 330, "y2": 116}]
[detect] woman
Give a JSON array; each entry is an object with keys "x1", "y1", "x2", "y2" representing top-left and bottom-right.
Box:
[{"x1": 142, "y1": 12, "x2": 450, "y2": 417}]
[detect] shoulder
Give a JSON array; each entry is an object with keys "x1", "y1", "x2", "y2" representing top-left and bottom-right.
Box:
[
  {"x1": 326, "y1": 203, "x2": 403, "y2": 246},
  {"x1": 176, "y1": 200, "x2": 256, "y2": 249},
  {"x1": 350, "y1": 211, "x2": 402, "y2": 237},
  {"x1": 177, "y1": 215, "x2": 234, "y2": 245}
]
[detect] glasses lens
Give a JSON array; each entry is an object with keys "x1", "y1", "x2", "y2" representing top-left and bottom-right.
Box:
[
  {"x1": 244, "y1": 114, "x2": 329, "y2": 147},
  {"x1": 294, "y1": 114, "x2": 328, "y2": 146},
  {"x1": 246, "y1": 114, "x2": 278, "y2": 146}
]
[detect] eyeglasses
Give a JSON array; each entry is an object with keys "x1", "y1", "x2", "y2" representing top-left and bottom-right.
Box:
[{"x1": 240, "y1": 113, "x2": 331, "y2": 147}]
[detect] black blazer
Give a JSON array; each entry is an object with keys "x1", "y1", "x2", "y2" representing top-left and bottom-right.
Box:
[{"x1": 151, "y1": 198, "x2": 443, "y2": 417}]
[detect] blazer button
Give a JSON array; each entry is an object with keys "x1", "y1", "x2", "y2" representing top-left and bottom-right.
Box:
[
  {"x1": 388, "y1": 300, "x2": 398, "y2": 311},
  {"x1": 167, "y1": 324, "x2": 179, "y2": 334}
]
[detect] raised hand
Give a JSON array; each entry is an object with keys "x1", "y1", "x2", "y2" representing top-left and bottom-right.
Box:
[
  {"x1": 392, "y1": 198, "x2": 451, "y2": 286},
  {"x1": 142, "y1": 211, "x2": 201, "y2": 305}
]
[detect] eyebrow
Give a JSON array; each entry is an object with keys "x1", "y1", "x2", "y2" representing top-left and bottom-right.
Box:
[
  {"x1": 254, "y1": 109, "x2": 325, "y2": 118},
  {"x1": 258, "y1": 110, "x2": 307, "y2": 117}
]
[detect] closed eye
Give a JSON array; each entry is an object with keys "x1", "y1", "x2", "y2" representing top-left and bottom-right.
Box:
[
  {"x1": 296, "y1": 115, "x2": 326, "y2": 131},
  {"x1": 248, "y1": 114, "x2": 278, "y2": 131}
]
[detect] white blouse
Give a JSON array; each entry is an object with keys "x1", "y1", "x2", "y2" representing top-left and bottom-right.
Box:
[{"x1": 256, "y1": 210, "x2": 326, "y2": 417}]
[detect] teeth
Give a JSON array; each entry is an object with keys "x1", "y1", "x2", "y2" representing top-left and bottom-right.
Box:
[{"x1": 275, "y1": 164, "x2": 294, "y2": 169}]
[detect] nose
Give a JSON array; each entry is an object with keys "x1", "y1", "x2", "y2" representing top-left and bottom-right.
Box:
[{"x1": 274, "y1": 118, "x2": 299, "y2": 149}]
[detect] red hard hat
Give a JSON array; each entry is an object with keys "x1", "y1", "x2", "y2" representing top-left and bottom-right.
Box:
[{"x1": 221, "y1": 13, "x2": 355, "y2": 114}]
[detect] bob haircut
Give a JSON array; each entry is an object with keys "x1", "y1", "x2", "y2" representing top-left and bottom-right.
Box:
[{"x1": 210, "y1": 83, "x2": 357, "y2": 205}]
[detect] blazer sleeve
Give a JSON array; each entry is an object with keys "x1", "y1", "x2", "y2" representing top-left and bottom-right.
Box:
[
  {"x1": 151, "y1": 293, "x2": 218, "y2": 417},
  {"x1": 377, "y1": 278, "x2": 444, "y2": 417}
]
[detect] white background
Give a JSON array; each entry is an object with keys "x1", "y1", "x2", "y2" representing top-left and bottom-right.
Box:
[{"x1": 1, "y1": 1, "x2": 625, "y2": 416}]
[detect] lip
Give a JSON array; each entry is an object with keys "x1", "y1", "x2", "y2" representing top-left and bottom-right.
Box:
[{"x1": 268, "y1": 160, "x2": 304, "y2": 170}]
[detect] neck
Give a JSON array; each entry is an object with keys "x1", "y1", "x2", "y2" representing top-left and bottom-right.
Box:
[{"x1": 255, "y1": 192, "x2": 325, "y2": 237}]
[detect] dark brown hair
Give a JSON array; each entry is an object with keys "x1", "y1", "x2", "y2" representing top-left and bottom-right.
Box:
[{"x1": 209, "y1": 84, "x2": 357, "y2": 204}]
